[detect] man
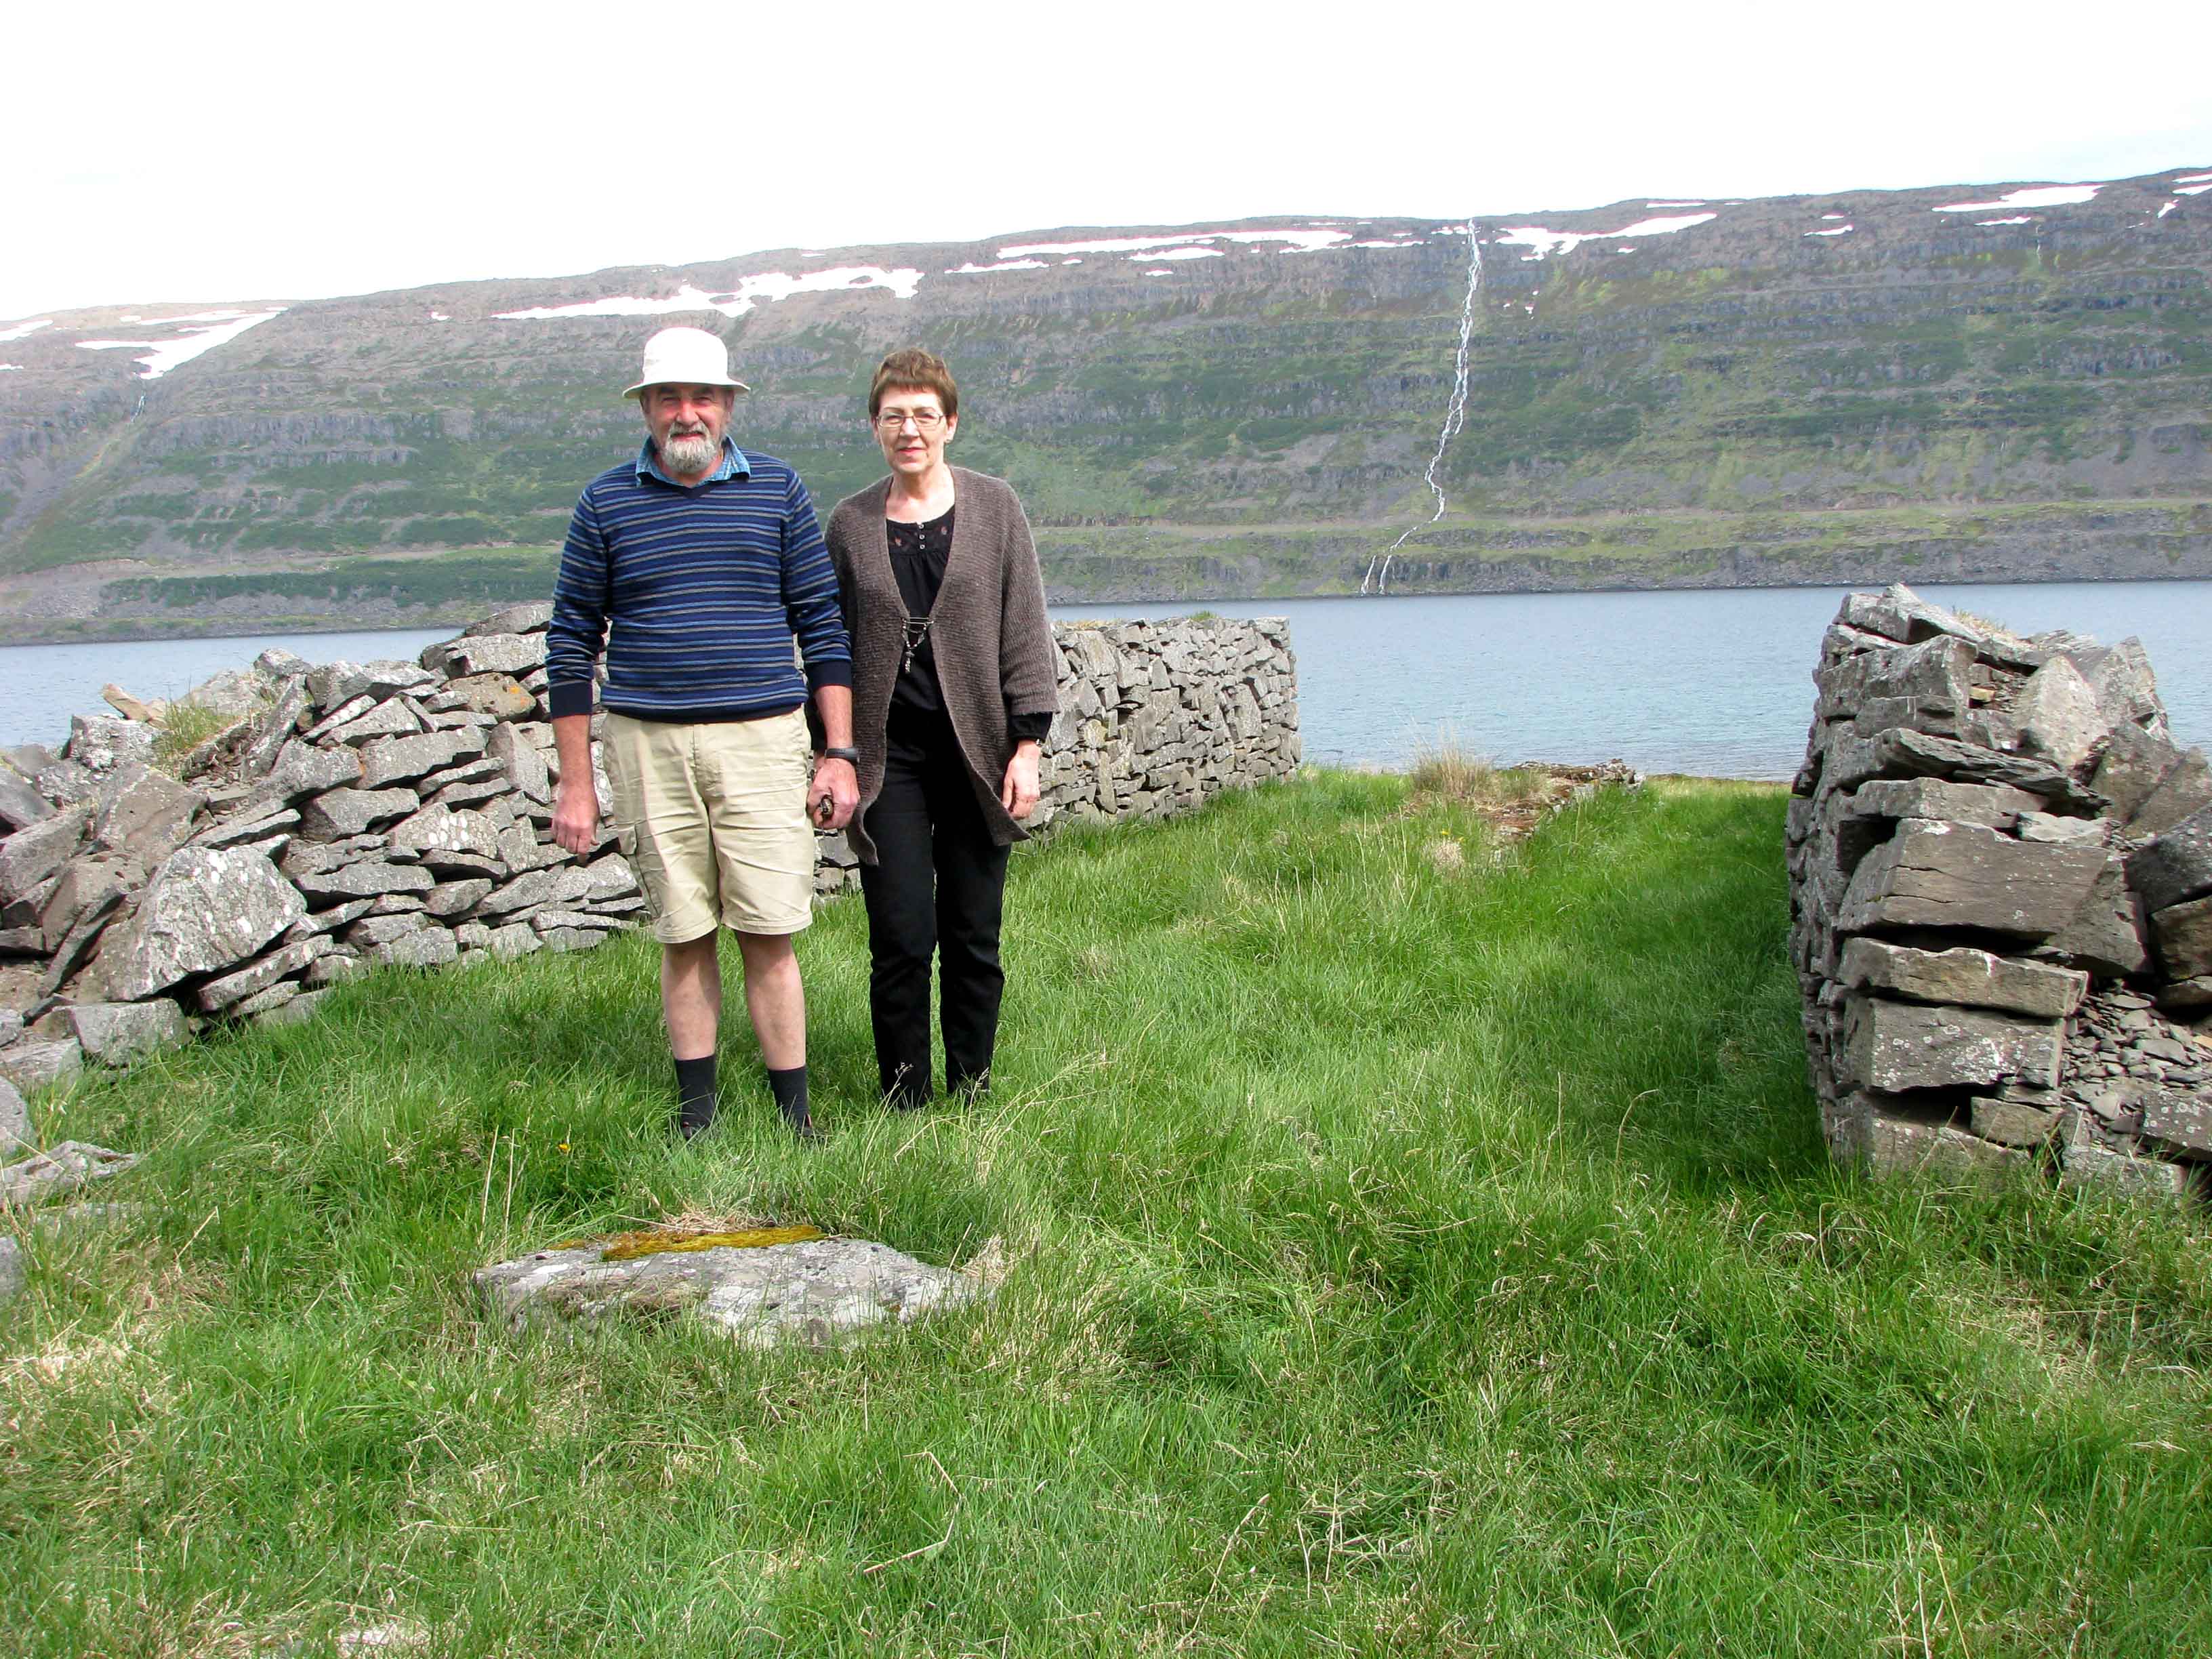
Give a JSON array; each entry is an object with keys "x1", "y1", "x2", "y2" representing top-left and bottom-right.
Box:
[{"x1": 546, "y1": 326, "x2": 859, "y2": 1139}]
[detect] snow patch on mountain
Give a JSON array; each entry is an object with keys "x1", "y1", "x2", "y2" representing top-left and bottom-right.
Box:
[
  {"x1": 497, "y1": 267, "x2": 924, "y2": 321},
  {"x1": 1805, "y1": 225, "x2": 1853, "y2": 237},
  {"x1": 997, "y1": 227, "x2": 1351, "y2": 260},
  {"x1": 0, "y1": 319, "x2": 53, "y2": 344},
  {"x1": 1935, "y1": 184, "x2": 2100, "y2": 213},
  {"x1": 1496, "y1": 211, "x2": 1717, "y2": 261},
  {"x1": 946, "y1": 260, "x2": 1048, "y2": 274},
  {"x1": 70, "y1": 308, "x2": 287, "y2": 378}
]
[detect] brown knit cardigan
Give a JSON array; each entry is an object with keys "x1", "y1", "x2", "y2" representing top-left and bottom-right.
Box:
[{"x1": 824, "y1": 467, "x2": 1061, "y2": 865}]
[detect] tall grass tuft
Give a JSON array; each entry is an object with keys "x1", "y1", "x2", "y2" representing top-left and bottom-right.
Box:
[
  {"x1": 149, "y1": 698, "x2": 243, "y2": 774},
  {"x1": 1405, "y1": 732, "x2": 1547, "y2": 810}
]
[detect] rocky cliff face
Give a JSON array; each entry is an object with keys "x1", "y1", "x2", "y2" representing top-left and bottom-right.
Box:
[{"x1": 1, "y1": 165, "x2": 2207, "y2": 638}]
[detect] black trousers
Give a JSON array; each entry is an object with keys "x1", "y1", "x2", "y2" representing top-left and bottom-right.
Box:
[{"x1": 859, "y1": 706, "x2": 1011, "y2": 1106}]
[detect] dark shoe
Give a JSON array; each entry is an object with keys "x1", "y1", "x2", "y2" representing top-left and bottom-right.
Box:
[
  {"x1": 782, "y1": 1103, "x2": 824, "y2": 1142},
  {"x1": 678, "y1": 1098, "x2": 717, "y2": 1140}
]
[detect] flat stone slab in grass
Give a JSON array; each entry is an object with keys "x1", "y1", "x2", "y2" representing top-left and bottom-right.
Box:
[
  {"x1": 0, "y1": 1236, "x2": 20, "y2": 1310},
  {"x1": 0, "y1": 1141, "x2": 140, "y2": 1208},
  {"x1": 476, "y1": 1225, "x2": 1000, "y2": 1351}
]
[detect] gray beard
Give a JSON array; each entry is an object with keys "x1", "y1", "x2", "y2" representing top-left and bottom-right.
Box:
[{"x1": 659, "y1": 432, "x2": 718, "y2": 475}]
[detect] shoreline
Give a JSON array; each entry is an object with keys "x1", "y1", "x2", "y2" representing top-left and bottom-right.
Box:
[{"x1": 8, "y1": 567, "x2": 2212, "y2": 651}]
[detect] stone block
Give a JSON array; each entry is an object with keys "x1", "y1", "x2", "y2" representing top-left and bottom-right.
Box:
[
  {"x1": 326, "y1": 699, "x2": 426, "y2": 745},
  {"x1": 197, "y1": 937, "x2": 334, "y2": 1012},
  {"x1": 91, "y1": 766, "x2": 204, "y2": 861},
  {"x1": 1864, "y1": 1115, "x2": 2031, "y2": 1183},
  {"x1": 2156, "y1": 976, "x2": 2212, "y2": 1015},
  {"x1": 1969, "y1": 1097, "x2": 2063, "y2": 1148},
  {"x1": 0, "y1": 1038, "x2": 83, "y2": 1094},
  {"x1": 0, "y1": 772, "x2": 52, "y2": 834},
  {"x1": 96, "y1": 845, "x2": 306, "y2": 1000},
  {"x1": 462, "y1": 602, "x2": 554, "y2": 638},
  {"x1": 191, "y1": 808, "x2": 300, "y2": 850},
  {"x1": 306, "y1": 659, "x2": 438, "y2": 712},
  {"x1": 2012, "y1": 656, "x2": 2110, "y2": 771},
  {"x1": 2149, "y1": 894, "x2": 2212, "y2": 980},
  {"x1": 292, "y1": 861, "x2": 436, "y2": 907},
  {"x1": 2038, "y1": 854, "x2": 2148, "y2": 977},
  {"x1": 66, "y1": 714, "x2": 157, "y2": 775},
  {"x1": 248, "y1": 739, "x2": 363, "y2": 807},
  {"x1": 357, "y1": 729, "x2": 488, "y2": 791},
  {"x1": 432, "y1": 674, "x2": 535, "y2": 719},
  {"x1": 65, "y1": 1000, "x2": 188, "y2": 1066},
  {"x1": 2126, "y1": 803, "x2": 2212, "y2": 915},
  {"x1": 2132, "y1": 1088, "x2": 2212, "y2": 1158},
  {"x1": 1840, "y1": 996, "x2": 2061, "y2": 1094},
  {"x1": 1814, "y1": 634, "x2": 1973, "y2": 722},
  {"x1": 345, "y1": 913, "x2": 431, "y2": 948},
  {"x1": 1, "y1": 1076, "x2": 31, "y2": 1151},
  {"x1": 39, "y1": 857, "x2": 133, "y2": 954},
  {"x1": 2129, "y1": 749, "x2": 2212, "y2": 840},
  {"x1": 425, "y1": 878, "x2": 494, "y2": 919},
  {"x1": 1837, "y1": 937, "x2": 2086, "y2": 1018},
  {"x1": 2090, "y1": 722, "x2": 2182, "y2": 822},
  {"x1": 2015, "y1": 811, "x2": 2103, "y2": 844},
  {"x1": 486, "y1": 724, "x2": 552, "y2": 804},
  {"x1": 1835, "y1": 819, "x2": 2105, "y2": 939},
  {"x1": 2060, "y1": 1142, "x2": 2190, "y2": 1202},
  {"x1": 369, "y1": 928, "x2": 459, "y2": 970},
  {"x1": 425, "y1": 632, "x2": 546, "y2": 678},
  {"x1": 485, "y1": 924, "x2": 541, "y2": 960},
  {"x1": 480, "y1": 865, "x2": 592, "y2": 918},
  {"x1": 298, "y1": 787, "x2": 421, "y2": 841},
  {"x1": 1845, "y1": 777, "x2": 2039, "y2": 830},
  {"x1": 0, "y1": 804, "x2": 92, "y2": 903},
  {"x1": 389, "y1": 804, "x2": 506, "y2": 876}
]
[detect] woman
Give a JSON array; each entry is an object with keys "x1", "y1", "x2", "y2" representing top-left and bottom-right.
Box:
[{"x1": 823, "y1": 349, "x2": 1061, "y2": 1110}]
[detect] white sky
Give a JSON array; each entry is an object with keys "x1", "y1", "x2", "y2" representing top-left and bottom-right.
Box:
[{"x1": 4, "y1": 0, "x2": 2208, "y2": 322}]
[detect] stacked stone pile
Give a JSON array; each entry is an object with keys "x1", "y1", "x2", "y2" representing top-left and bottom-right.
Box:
[
  {"x1": 1788, "y1": 583, "x2": 2212, "y2": 1199},
  {"x1": 0, "y1": 609, "x2": 1298, "y2": 1089}
]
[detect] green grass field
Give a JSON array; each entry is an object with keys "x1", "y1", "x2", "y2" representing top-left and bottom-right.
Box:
[{"x1": 5, "y1": 775, "x2": 2208, "y2": 1656}]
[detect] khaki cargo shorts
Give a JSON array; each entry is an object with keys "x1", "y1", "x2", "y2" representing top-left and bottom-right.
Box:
[{"x1": 599, "y1": 709, "x2": 815, "y2": 943}]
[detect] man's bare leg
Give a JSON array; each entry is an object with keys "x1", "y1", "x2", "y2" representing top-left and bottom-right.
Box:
[
  {"x1": 661, "y1": 933, "x2": 724, "y2": 1137},
  {"x1": 661, "y1": 933, "x2": 722, "y2": 1059},
  {"x1": 736, "y1": 930, "x2": 816, "y2": 1136}
]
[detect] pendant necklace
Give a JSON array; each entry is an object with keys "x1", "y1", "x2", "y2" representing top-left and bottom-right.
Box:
[{"x1": 901, "y1": 615, "x2": 932, "y2": 676}]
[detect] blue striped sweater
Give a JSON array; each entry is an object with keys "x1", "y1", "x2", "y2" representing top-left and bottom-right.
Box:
[{"x1": 545, "y1": 440, "x2": 852, "y2": 722}]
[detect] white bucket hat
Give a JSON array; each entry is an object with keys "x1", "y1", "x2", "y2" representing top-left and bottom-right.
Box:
[{"x1": 623, "y1": 326, "x2": 750, "y2": 398}]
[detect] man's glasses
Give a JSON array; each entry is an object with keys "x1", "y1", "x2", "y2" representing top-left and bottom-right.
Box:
[{"x1": 875, "y1": 409, "x2": 946, "y2": 431}]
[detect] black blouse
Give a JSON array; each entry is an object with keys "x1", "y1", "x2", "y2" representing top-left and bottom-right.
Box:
[{"x1": 886, "y1": 506, "x2": 1052, "y2": 741}]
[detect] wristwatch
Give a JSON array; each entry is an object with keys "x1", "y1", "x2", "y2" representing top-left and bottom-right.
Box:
[{"x1": 821, "y1": 745, "x2": 861, "y2": 763}]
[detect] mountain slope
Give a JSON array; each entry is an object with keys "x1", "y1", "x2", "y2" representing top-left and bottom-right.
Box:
[{"x1": 1, "y1": 166, "x2": 2208, "y2": 638}]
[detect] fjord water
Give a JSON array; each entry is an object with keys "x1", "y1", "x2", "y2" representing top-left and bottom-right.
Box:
[{"x1": 3, "y1": 582, "x2": 2207, "y2": 775}]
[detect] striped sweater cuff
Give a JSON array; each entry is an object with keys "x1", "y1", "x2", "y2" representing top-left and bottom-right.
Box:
[
  {"x1": 547, "y1": 680, "x2": 594, "y2": 720},
  {"x1": 806, "y1": 660, "x2": 854, "y2": 693}
]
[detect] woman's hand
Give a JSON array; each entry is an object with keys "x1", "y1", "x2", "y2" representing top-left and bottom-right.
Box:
[{"x1": 1002, "y1": 741, "x2": 1041, "y2": 821}]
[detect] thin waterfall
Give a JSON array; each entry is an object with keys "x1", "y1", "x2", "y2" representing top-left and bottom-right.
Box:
[{"x1": 1363, "y1": 222, "x2": 1483, "y2": 596}]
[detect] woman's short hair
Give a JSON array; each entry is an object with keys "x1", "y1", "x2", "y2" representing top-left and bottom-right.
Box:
[{"x1": 868, "y1": 348, "x2": 959, "y2": 420}]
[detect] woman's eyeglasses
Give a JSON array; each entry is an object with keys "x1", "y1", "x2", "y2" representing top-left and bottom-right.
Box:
[{"x1": 875, "y1": 410, "x2": 946, "y2": 431}]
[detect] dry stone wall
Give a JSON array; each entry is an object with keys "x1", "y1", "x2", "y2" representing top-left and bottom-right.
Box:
[
  {"x1": 0, "y1": 609, "x2": 1298, "y2": 1084},
  {"x1": 1789, "y1": 583, "x2": 2212, "y2": 1200}
]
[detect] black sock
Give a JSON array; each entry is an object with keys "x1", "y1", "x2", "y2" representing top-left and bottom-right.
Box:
[
  {"x1": 675, "y1": 1054, "x2": 716, "y2": 1138},
  {"x1": 767, "y1": 1065, "x2": 814, "y2": 1132}
]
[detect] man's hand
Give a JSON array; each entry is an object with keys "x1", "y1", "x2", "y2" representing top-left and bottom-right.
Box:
[
  {"x1": 1002, "y1": 742, "x2": 1041, "y2": 821},
  {"x1": 552, "y1": 777, "x2": 600, "y2": 856},
  {"x1": 809, "y1": 757, "x2": 859, "y2": 831}
]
